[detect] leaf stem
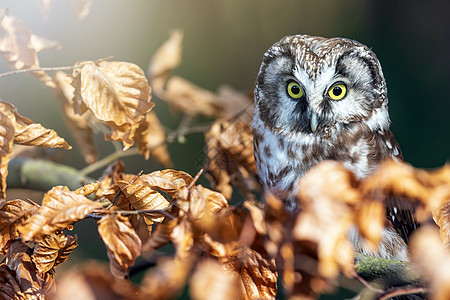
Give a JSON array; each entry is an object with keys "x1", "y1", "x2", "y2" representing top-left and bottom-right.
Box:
[{"x1": 79, "y1": 147, "x2": 140, "y2": 176}]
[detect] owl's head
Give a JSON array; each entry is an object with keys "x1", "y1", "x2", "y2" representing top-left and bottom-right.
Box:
[{"x1": 254, "y1": 35, "x2": 390, "y2": 137}]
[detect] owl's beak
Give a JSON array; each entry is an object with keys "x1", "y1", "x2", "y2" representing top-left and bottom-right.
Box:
[{"x1": 310, "y1": 112, "x2": 318, "y2": 133}]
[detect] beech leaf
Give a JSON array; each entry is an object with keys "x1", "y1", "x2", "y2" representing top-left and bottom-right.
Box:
[
  {"x1": 0, "y1": 111, "x2": 14, "y2": 204},
  {"x1": 0, "y1": 9, "x2": 60, "y2": 70},
  {"x1": 140, "y1": 169, "x2": 192, "y2": 196},
  {"x1": 19, "y1": 186, "x2": 103, "y2": 242},
  {"x1": 0, "y1": 199, "x2": 39, "y2": 254},
  {"x1": 116, "y1": 179, "x2": 170, "y2": 225},
  {"x1": 0, "y1": 100, "x2": 71, "y2": 149},
  {"x1": 72, "y1": 61, "x2": 154, "y2": 129},
  {"x1": 32, "y1": 233, "x2": 78, "y2": 274},
  {"x1": 98, "y1": 214, "x2": 141, "y2": 279}
]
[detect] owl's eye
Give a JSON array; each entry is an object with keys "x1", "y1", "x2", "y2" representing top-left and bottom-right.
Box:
[
  {"x1": 287, "y1": 81, "x2": 304, "y2": 99},
  {"x1": 328, "y1": 83, "x2": 347, "y2": 100}
]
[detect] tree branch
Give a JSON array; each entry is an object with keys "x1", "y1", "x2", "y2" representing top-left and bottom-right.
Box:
[{"x1": 7, "y1": 158, "x2": 94, "y2": 191}]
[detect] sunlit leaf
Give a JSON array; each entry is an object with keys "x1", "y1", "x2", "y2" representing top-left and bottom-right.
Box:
[
  {"x1": 140, "y1": 169, "x2": 192, "y2": 196},
  {"x1": 0, "y1": 111, "x2": 14, "y2": 204},
  {"x1": 19, "y1": 186, "x2": 103, "y2": 242},
  {"x1": 410, "y1": 226, "x2": 450, "y2": 300},
  {"x1": 117, "y1": 179, "x2": 170, "y2": 225},
  {"x1": 0, "y1": 9, "x2": 60, "y2": 70},
  {"x1": 0, "y1": 199, "x2": 39, "y2": 254},
  {"x1": 32, "y1": 233, "x2": 78, "y2": 274},
  {"x1": 51, "y1": 262, "x2": 138, "y2": 300},
  {"x1": 135, "y1": 111, "x2": 172, "y2": 166},
  {"x1": 98, "y1": 214, "x2": 141, "y2": 279},
  {"x1": 72, "y1": 61, "x2": 154, "y2": 129},
  {"x1": 147, "y1": 29, "x2": 183, "y2": 92},
  {"x1": 74, "y1": 181, "x2": 100, "y2": 197},
  {"x1": 54, "y1": 71, "x2": 97, "y2": 164},
  {"x1": 0, "y1": 100, "x2": 71, "y2": 149},
  {"x1": 433, "y1": 200, "x2": 450, "y2": 246},
  {"x1": 189, "y1": 259, "x2": 239, "y2": 300},
  {"x1": 140, "y1": 257, "x2": 192, "y2": 300}
]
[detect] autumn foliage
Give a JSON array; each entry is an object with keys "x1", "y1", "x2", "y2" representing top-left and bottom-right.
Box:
[{"x1": 0, "y1": 6, "x2": 449, "y2": 300}]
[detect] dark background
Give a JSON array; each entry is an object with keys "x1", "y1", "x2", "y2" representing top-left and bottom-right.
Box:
[{"x1": 0, "y1": 0, "x2": 448, "y2": 297}]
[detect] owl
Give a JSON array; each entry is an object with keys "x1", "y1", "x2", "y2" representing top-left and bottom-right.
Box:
[{"x1": 252, "y1": 35, "x2": 417, "y2": 261}]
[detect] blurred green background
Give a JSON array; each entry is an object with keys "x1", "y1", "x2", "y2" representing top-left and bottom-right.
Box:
[{"x1": 0, "y1": 0, "x2": 448, "y2": 297}]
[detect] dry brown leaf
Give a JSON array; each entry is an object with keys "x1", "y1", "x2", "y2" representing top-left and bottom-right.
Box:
[
  {"x1": 6, "y1": 240, "x2": 55, "y2": 298},
  {"x1": 0, "y1": 9, "x2": 60, "y2": 70},
  {"x1": 295, "y1": 162, "x2": 358, "y2": 278},
  {"x1": 0, "y1": 100, "x2": 71, "y2": 149},
  {"x1": 410, "y1": 226, "x2": 450, "y2": 300},
  {"x1": 148, "y1": 31, "x2": 251, "y2": 118},
  {"x1": 71, "y1": 0, "x2": 92, "y2": 19},
  {"x1": 54, "y1": 71, "x2": 97, "y2": 164},
  {"x1": 139, "y1": 257, "x2": 192, "y2": 300},
  {"x1": 72, "y1": 61, "x2": 154, "y2": 129},
  {"x1": 161, "y1": 75, "x2": 223, "y2": 117},
  {"x1": 0, "y1": 111, "x2": 14, "y2": 204},
  {"x1": 98, "y1": 214, "x2": 141, "y2": 279},
  {"x1": 135, "y1": 111, "x2": 172, "y2": 166},
  {"x1": 19, "y1": 186, "x2": 103, "y2": 242},
  {"x1": 205, "y1": 117, "x2": 260, "y2": 199},
  {"x1": 147, "y1": 29, "x2": 184, "y2": 93},
  {"x1": 116, "y1": 179, "x2": 170, "y2": 227},
  {"x1": 189, "y1": 259, "x2": 239, "y2": 300},
  {"x1": 0, "y1": 199, "x2": 39, "y2": 254},
  {"x1": 74, "y1": 181, "x2": 100, "y2": 196},
  {"x1": 140, "y1": 169, "x2": 192, "y2": 196},
  {"x1": 51, "y1": 262, "x2": 138, "y2": 300},
  {"x1": 433, "y1": 200, "x2": 450, "y2": 246},
  {"x1": 32, "y1": 233, "x2": 77, "y2": 274},
  {"x1": 95, "y1": 160, "x2": 126, "y2": 199}
]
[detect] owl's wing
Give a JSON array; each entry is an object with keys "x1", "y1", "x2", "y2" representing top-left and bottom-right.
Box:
[{"x1": 385, "y1": 195, "x2": 420, "y2": 243}]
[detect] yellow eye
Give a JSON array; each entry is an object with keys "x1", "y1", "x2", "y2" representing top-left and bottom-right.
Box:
[
  {"x1": 328, "y1": 83, "x2": 347, "y2": 100},
  {"x1": 287, "y1": 81, "x2": 304, "y2": 99}
]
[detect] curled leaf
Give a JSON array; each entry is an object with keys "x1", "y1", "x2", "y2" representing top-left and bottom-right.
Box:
[
  {"x1": 19, "y1": 186, "x2": 103, "y2": 242},
  {"x1": 98, "y1": 214, "x2": 141, "y2": 279},
  {"x1": 0, "y1": 199, "x2": 39, "y2": 254},
  {"x1": 135, "y1": 111, "x2": 172, "y2": 166},
  {"x1": 140, "y1": 169, "x2": 192, "y2": 196},
  {"x1": 0, "y1": 100, "x2": 71, "y2": 149},
  {"x1": 32, "y1": 233, "x2": 78, "y2": 274}
]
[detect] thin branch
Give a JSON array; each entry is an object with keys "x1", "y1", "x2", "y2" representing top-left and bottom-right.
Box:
[
  {"x1": 375, "y1": 287, "x2": 428, "y2": 300},
  {"x1": 79, "y1": 147, "x2": 140, "y2": 176},
  {"x1": 0, "y1": 56, "x2": 114, "y2": 79},
  {"x1": 94, "y1": 207, "x2": 176, "y2": 220},
  {"x1": 353, "y1": 271, "x2": 384, "y2": 294}
]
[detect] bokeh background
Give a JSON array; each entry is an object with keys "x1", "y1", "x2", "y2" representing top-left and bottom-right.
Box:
[{"x1": 0, "y1": 0, "x2": 448, "y2": 298}]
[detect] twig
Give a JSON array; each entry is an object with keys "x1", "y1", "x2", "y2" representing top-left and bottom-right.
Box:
[
  {"x1": 353, "y1": 271, "x2": 384, "y2": 294},
  {"x1": 94, "y1": 207, "x2": 176, "y2": 220},
  {"x1": 375, "y1": 287, "x2": 428, "y2": 300},
  {"x1": 0, "y1": 56, "x2": 114, "y2": 78},
  {"x1": 188, "y1": 168, "x2": 204, "y2": 188},
  {"x1": 79, "y1": 147, "x2": 140, "y2": 176}
]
